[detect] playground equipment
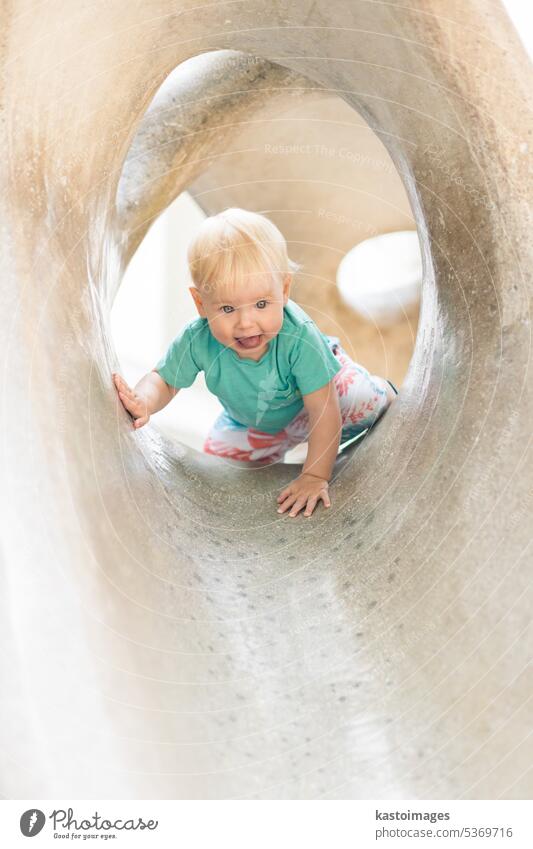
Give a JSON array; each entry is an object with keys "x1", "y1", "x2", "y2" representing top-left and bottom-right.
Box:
[{"x1": 1, "y1": 1, "x2": 531, "y2": 798}]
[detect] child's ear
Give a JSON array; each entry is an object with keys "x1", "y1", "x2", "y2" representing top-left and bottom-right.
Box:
[
  {"x1": 189, "y1": 286, "x2": 207, "y2": 317},
  {"x1": 282, "y1": 273, "x2": 292, "y2": 304}
]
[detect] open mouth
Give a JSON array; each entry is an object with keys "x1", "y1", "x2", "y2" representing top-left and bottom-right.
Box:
[{"x1": 235, "y1": 334, "x2": 263, "y2": 349}]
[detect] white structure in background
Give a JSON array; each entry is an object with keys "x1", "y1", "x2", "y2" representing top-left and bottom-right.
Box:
[{"x1": 337, "y1": 230, "x2": 422, "y2": 326}]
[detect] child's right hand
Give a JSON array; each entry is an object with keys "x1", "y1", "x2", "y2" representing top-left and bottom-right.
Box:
[{"x1": 113, "y1": 373, "x2": 150, "y2": 429}]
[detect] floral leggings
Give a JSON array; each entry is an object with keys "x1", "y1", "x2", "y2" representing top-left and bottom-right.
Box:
[{"x1": 203, "y1": 337, "x2": 398, "y2": 465}]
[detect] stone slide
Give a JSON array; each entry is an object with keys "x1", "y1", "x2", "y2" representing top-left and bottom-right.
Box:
[{"x1": 1, "y1": 1, "x2": 531, "y2": 798}]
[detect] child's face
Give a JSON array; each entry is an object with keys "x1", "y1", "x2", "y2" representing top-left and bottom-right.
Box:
[{"x1": 190, "y1": 272, "x2": 291, "y2": 360}]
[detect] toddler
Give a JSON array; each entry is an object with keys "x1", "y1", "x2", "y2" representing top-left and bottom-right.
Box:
[{"x1": 113, "y1": 208, "x2": 398, "y2": 518}]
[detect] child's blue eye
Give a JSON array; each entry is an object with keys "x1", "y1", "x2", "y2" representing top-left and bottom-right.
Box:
[{"x1": 220, "y1": 301, "x2": 267, "y2": 313}]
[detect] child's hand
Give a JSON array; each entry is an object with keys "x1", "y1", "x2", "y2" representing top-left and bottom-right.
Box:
[
  {"x1": 276, "y1": 473, "x2": 331, "y2": 518},
  {"x1": 112, "y1": 373, "x2": 150, "y2": 429}
]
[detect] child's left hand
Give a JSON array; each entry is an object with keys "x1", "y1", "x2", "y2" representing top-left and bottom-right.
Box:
[{"x1": 276, "y1": 473, "x2": 331, "y2": 518}]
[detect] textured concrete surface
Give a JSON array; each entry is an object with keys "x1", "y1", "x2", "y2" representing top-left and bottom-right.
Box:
[{"x1": 0, "y1": 1, "x2": 531, "y2": 799}]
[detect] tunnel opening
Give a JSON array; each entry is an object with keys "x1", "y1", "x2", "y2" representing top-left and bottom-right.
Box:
[{"x1": 111, "y1": 49, "x2": 422, "y2": 460}]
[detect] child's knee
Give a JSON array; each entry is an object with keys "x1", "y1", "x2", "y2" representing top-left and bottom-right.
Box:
[
  {"x1": 385, "y1": 383, "x2": 397, "y2": 405},
  {"x1": 383, "y1": 379, "x2": 399, "y2": 407}
]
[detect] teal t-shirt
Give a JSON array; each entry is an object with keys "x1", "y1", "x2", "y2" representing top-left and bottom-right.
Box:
[{"x1": 154, "y1": 298, "x2": 342, "y2": 434}]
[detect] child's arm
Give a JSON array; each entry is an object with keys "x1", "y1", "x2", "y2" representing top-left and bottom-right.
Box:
[
  {"x1": 301, "y1": 382, "x2": 342, "y2": 481},
  {"x1": 113, "y1": 370, "x2": 179, "y2": 429},
  {"x1": 277, "y1": 381, "x2": 342, "y2": 518}
]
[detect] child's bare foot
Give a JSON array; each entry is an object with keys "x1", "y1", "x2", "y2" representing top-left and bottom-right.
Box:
[{"x1": 112, "y1": 373, "x2": 150, "y2": 428}]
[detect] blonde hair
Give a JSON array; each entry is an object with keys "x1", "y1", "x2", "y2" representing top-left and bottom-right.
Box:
[{"x1": 187, "y1": 207, "x2": 301, "y2": 298}]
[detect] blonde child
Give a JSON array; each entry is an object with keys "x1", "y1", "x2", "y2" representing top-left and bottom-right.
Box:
[{"x1": 113, "y1": 208, "x2": 397, "y2": 518}]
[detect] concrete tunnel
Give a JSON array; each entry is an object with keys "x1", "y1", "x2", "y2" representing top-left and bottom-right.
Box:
[{"x1": 0, "y1": 0, "x2": 531, "y2": 799}]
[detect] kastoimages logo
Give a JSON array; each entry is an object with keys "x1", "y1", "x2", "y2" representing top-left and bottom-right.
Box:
[{"x1": 20, "y1": 809, "x2": 46, "y2": 837}]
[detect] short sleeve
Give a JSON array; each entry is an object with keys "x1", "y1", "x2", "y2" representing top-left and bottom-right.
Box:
[
  {"x1": 290, "y1": 322, "x2": 342, "y2": 395},
  {"x1": 154, "y1": 325, "x2": 201, "y2": 388}
]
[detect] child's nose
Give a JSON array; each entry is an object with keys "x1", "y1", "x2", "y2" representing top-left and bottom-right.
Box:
[{"x1": 235, "y1": 306, "x2": 256, "y2": 330}]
